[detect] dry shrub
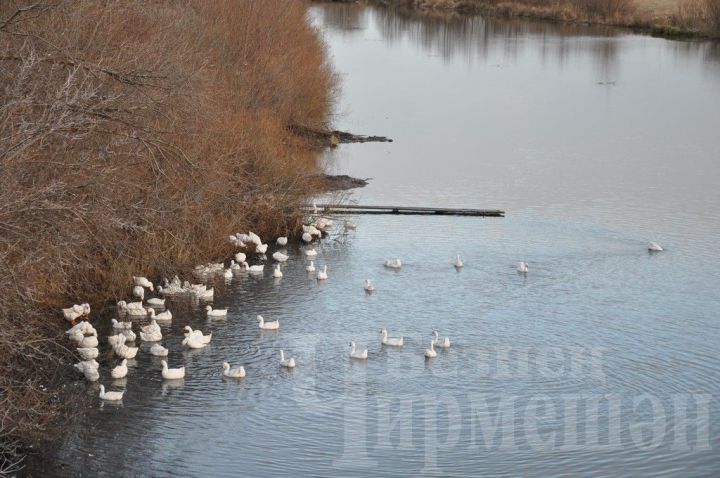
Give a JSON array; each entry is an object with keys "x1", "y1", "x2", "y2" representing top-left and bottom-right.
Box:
[
  {"x1": 671, "y1": 0, "x2": 720, "y2": 34},
  {"x1": 0, "y1": 0, "x2": 334, "y2": 461},
  {"x1": 705, "y1": 0, "x2": 720, "y2": 33}
]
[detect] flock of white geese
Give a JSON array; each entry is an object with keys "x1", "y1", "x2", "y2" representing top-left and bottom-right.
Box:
[{"x1": 63, "y1": 215, "x2": 665, "y2": 402}]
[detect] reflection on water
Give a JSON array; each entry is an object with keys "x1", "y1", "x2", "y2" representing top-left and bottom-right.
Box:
[{"x1": 31, "y1": 4, "x2": 720, "y2": 477}]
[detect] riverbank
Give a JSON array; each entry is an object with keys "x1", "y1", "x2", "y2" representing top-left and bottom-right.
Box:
[
  {"x1": 0, "y1": 0, "x2": 334, "y2": 470},
  {"x1": 321, "y1": 0, "x2": 720, "y2": 38}
]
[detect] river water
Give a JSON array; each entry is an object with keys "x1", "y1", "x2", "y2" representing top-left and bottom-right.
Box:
[{"x1": 33, "y1": 4, "x2": 720, "y2": 477}]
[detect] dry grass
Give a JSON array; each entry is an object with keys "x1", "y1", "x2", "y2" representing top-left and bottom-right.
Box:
[{"x1": 0, "y1": 0, "x2": 334, "y2": 464}]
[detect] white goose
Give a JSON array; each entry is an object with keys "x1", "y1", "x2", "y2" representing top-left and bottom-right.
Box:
[
  {"x1": 273, "y1": 251, "x2": 289, "y2": 262},
  {"x1": 120, "y1": 328, "x2": 137, "y2": 342},
  {"x1": 305, "y1": 248, "x2": 317, "y2": 258},
  {"x1": 114, "y1": 341, "x2": 139, "y2": 359},
  {"x1": 256, "y1": 243, "x2": 268, "y2": 254},
  {"x1": 140, "y1": 328, "x2": 162, "y2": 342},
  {"x1": 133, "y1": 276, "x2": 154, "y2": 290},
  {"x1": 98, "y1": 385, "x2": 124, "y2": 401},
  {"x1": 379, "y1": 328, "x2": 403, "y2": 347},
  {"x1": 182, "y1": 335, "x2": 207, "y2": 349},
  {"x1": 425, "y1": 341, "x2": 437, "y2": 358},
  {"x1": 161, "y1": 360, "x2": 185, "y2": 380},
  {"x1": 117, "y1": 300, "x2": 148, "y2": 317},
  {"x1": 279, "y1": 350, "x2": 296, "y2": 368},
  {"x1": 306, "y1": 261, "x2": 316, "y2": 272},
  {"x1": 273, "y1": 264, "x2": 283, "y2": 278},
  {"x1": 230, "y1": 260, "x2": 241, "y2": 270},
  {"x1": 62, "y1": 304, "x2": 84, "y2": 323},
  {"x1": 111, "y1": 359, "x2": 128, "y2": 379},
  {"x1": 107, "y1": 334, "x2": 126, "y2": 348},
  {"x1": 256, "y1": 315, "x2": 279, "y2": 330},
  {"x1": 147, "y1": 307, "x2": 172, "y2": 322},
  {"x1": 453, "y1": 254, "x2": 463, "y2": 268},
  {"x1": 183, "y1": 326, "x2": 212, "y2": 344},
  {"x1": 132, "y1": 285, "x2": 145, "y2": 301},
  {"x1": 149, "y1": 343, "x2": 169, "y2": 357},
  {"x1": 84, "y1": 368, "x2": 99, "y2": 382},
  {"x1": 248, "y1": 264, "x2": 264, "y2": 273},
  {"x1": 146, "y1": 297, "x2": 165, "y2": 307},
  {"x1": 235, "y1": 252, "x2": 247, "y2": 263},
  {"x1": 349, "y1": 341, "x2": 368, "y2": 360},
  {"x1": 276, "y1": 237, "x2": 288, "y2": 246},
  {"x1": 74, "y1": 359, "x2": 99, "y2": 374},
  {"x1": 77, "y1": 347, "x2": 99, "y2": 360},
  {"x1": 517, "y1": 261, "x2": 529, "y2": 273},
  {"x1": 432, "y1": 330, "x2": 451, "y2": 348},
  {"x1": 248, "y1": 231, "x2": 262, "y2": 246},
  {"x1": 66, "y1": 321, "x2": 95, "y2": 336},
  {"x1": 140, "y1": 319, "x2": 160, "y2": 335},
  {"x1": 78, "y1": 333, "x2": 99, "y2": 349},
  {"x1": 222, "y1": 362, "x2": 246, "y2": 378},
  {"x1": 223, "y1": 268, "x2": 233, "y2": 279},
  {"x1": 302, "y1": 232, "x2": 313, "y2": 243},
  {"x1": 384, "y1": 258, "x2": 402, "y2": 269},
  {"x1": 364, "y1": 279, "x2": 375, "y2": 292},
  {"x1": 648, "y1": 241, "x2": 664, "y2": 252},
  {"x1": 206, "y1": 306, "x2": 228, "y2": 319},
  {"x1": 317, "y1": 265, "x2": 328, "y2": 281},
  {"x1": 197, "y1": 287, "x2": 214, "y2": 300},
  {"x1": 111, "y1": 318, "x2": 132, "y2": 330}
]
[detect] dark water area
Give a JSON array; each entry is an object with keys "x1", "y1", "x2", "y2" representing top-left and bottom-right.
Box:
[{"x1": 27, "y1": 4, "x2": 720, "y2": 477}]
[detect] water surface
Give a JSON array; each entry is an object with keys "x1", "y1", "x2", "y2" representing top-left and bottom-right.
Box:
[{"x1": 34, "y1": 5, "x2": 720, "y2": 477}]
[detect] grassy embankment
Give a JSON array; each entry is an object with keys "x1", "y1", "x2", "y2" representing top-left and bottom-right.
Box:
[
  {"x1": 0, "y1": 0, "x2": 335, "y2": 470},
  {"x1": 329, "y1": 0, "x2": 720, "y2": 37}
]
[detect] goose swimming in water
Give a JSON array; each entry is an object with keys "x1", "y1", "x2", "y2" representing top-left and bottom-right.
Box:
[
  {"x1": 425, "y1": 341, "x2": 437, "y2": 358},
  {"x1": 222, "y1": 362, "x2": 246, "y2": 378},
  {"x1": 384, "y1": 258, "x2": 402, "y2": 269},
  {"x1": 248, "y1": 264, "x2": 264, "y2": 273},
  {"x1": 256, "y1": 315, "x2": 279, "y2": 330},
  {"x1": 305, "y1": 248, "x2": 317, "y2": 258},
  {"x1": 279, "y1": 350, "x2": 296, "y2": 368},
  {"x1": 273, "y1": 264, "x2": 283, "y2": 278},
  {"x1": 77, "y1": 347, "x2": 99, "y2": 360},
  {"x1": 183, "y1": 326, "x2": 212, "y2": 344},
  {"x1": 98, "y1": 385, "x2": 124, "y2": 401},
  {"x1": 364, "y1": 279, "x2": 375, "y2": 292},
  {"x1": 276, "y1": 236, "x2": 288, "y2": 246},
  {"x1": 379, "y1": 328, "x2": 403, "y2": 347},
  {"x1": 302, "y1": 232, "x2": 313, "y2": 243},
  {"x1": 206, "y1": 306, "x2": 228, "y2": 319},
  {"x1": 453, "y1": 254, "x2": 463, "y2": 268},
  {"x1": 230, "y1": 260, "x2": 241, "y2": 270},
  {"x1": 149, "y1": 343, "x2": 169, "y2": 357},
  {"x1": 306, "y1": 261, "x2": 316, "y2": 272},
  {"x1": 349, "y1": 341, "x2": 368, "y2": 360},
  {"x1": 132, "y1": 285, "x2": 145, "y2": 301},
  {"x1": 234, "y1": 252, "x2": 247, "y2": 263},
  {"x1": 161, "y1": 360, "x2": 185, "y2": 380},
  {"x1": 273, "y1": 251, "x2": 289, "y2": 262},
  {"x1": 133, "y1": 276, "x2": 154, "y2": 290},
  {"x1": 147, "y1": 307, "x2": 172, "y2": 322},
  {"x1": 223, "y1": 268, "x2": 233, "y2": 279},
  {"x1": 648, "y1": 242, "x2": 663, "y2": 252},
  {"x1": 146, "y1": 297, "x2": 165, "y2": 307},
  {"x1": 182, "y1": 335, "x2": 207, "y2": 349},
  {"x1": 111, "y1": 359, "x2": 128, "y2": 379},
  {"x1": 256, "y1": 243, "x2": 268, "y2": 254},
  {"x1": 140, "y1": 319, "x2": 160, "y2": 335},
  {"x1": 517, "y1": 261, "x2": 529, "y2": 273},
  {"x1": 317, "y1": 265, "x2": 328, "y2": 280},
  {"x1": 432, "y1": 330, "x2": 451, "y2": 348}
]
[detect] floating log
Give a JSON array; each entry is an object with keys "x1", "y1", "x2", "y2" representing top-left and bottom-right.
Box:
[{"x1": 305, "y1": 204, "x2": 504, "y2": 217}]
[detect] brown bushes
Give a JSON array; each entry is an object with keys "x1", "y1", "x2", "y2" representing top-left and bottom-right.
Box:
[{"x1": 0, "y1": 0, "x2": 334, "y2": 462}]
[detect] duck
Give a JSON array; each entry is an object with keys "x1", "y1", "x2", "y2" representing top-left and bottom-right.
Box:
[
  {"x1": 78, "y1": 333, "x2": 99, "y2": 349},
  {"x1": 77, "y1": 347, "x2": 99, "y2": 360},
  {"x1": 120, "y1": 328, "x2": 137, "y2": 342},
  {"x1": 272, "y1": 251, "x2": 289, "y2": 262},
  {"x1": 149, "y1": 343, "x2": 169, "y2": 357},
  {"x1": 306, "y1": 261, "x2": 316, "y2": 272},
  {"x1": 98, "y1": 384, "x2": 124, "y2": 401},
  {"x1": 317, "y1": 265, "x2": 328, "y2": 281},
  {"x1": 344, "y1": 220, "x2": 357, "y2": 231},
  {"x1": 111, "y1": 318, "x2": 132, "y2": 330},
  {"x1": 147, "y1": 307, "x2": 172, "y2": 322},
  {"x1": 517, "y1": 261, "x2": 529, "y2": 273},
  {"x1": 197, "y1": 287, "x2": 214, "y2": 300},
  {"x1": 73, "y1": 359, "x2": 99, "y2": 374},
  {"x1": 349, "y1": 341, "x2": 368, "y2": 360},
  {"x1": 248, "y1": 231, "x2": 262, "y2": 246},
  {"x1": 223, "y1": 268, "x2": 233, "y2": 280},
  {"x1": 117, "y1": 300, "x2": 147, "y2": 317},
  {"x1": 146, "y1": 296, "x2": 165, "y2": 306},
  {"x1": 62, "y1": 304, "x2": 84, "y2": 323},
  {"x1": 425, "y1": 341, "x2": 437, "y2": 358},
  {"x1": 161, "y1": 360, "x2": 185, "y2": 380},
  {"x1": 256, "y1": 243, "x2": 268, "y2": 254},
  {"x1": 304, "y1": 248, "x2": 317, "y2": 258},
  {"x1": 248, "y1": 264, "x2": 264, "y2": 273},
  {"x1": 182, "y1": 335, "x2": 207, "y2": 349},
  {"x1": 648, "y1": 241, "x2": 664, "y2": 252},
  {"x1": 230, "y1": 260, "x2": 241, "y2": 271},
  {"x1": 107, "y1": 334, "x2": 127, "y2": 347},
  {"x1": 132, "y1": 285, "x2": 145, "y2": 301},
  {"x1": 302, "y1": 232, "x2": 313, "y2": 243},
  {"x1": 384, "y1": 258, "x2": 402, "y2": 269},
  {"x1": 256, "y1": 315, "x2": 279, "y2": 330},
  {"x1": 364, "y1": 279, "x2": 374, "y2": 292},
  {"x1": 432, "y1": 330, "x2": 451, "y2": 348},
  {"x1": 140, "y1": 328, "x2": 162, "y2": 342},
  {"x1": 66, "y1": 321, "x2": 95, "y2": 336},
  {"x1": 453, "y1": 254, "x2": 463, "y2": 268},
  {"x1": 111, "y1": 359, "x2": 128, "y2": 379},
  {"x1": 379, "y1": 328, "x2": 403, "y2": 347},
  {"x1": 206, "y1": 306, "x2": 228, "y2": 319},
  {"x1": 273, "y1": 264, "x2": 283, "y2": 278},
  {"x1": 140, "y1": 319, "x2": 160, "y2": 335},
  {"x1": 183, "y1": 326, "x2": 212, "y2": 344},
  {"x1": 133, "y1": 276, "x2": 154, "y2": 290},
  {"x1": 276, "y1": 237, "x2": 288, "y2": 246},
  {"x1": 279, "y1": 350, "x2": 296, "y2": 368},
  {"x1": 222, "y1": 362, "x2": 246, "y2": 378},
  {"x1": 234, "y1": 252, "x2": 247, "y2": 263},
  {"x1": 83, "y1": 368, "x2": 99, "y2": 382},
  {"x1": 114, "y1": 341, "x2": 139, "y2": 359}
]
